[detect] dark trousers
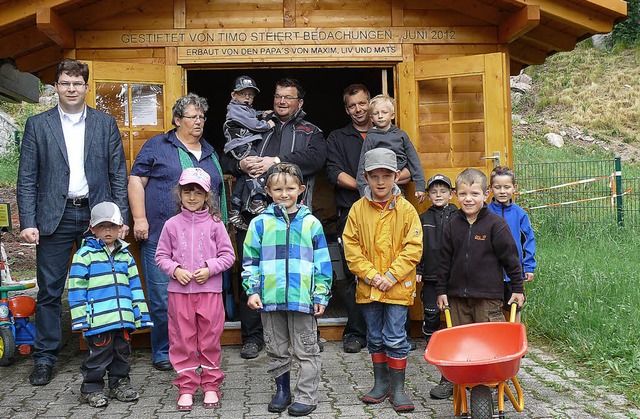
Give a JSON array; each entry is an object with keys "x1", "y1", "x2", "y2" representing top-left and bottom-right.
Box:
[
  {"x1": 34, "y1": 202, "x2": 90, "y2": 366},
  {"x1": 235, "y1": 228, "x2": 264, "y2": 346},
  {"x1": 80, "y1": 329, "x2": 132, "y2": 393},
  {"x1": 420, "y1": 280, "x2": 441, "y2": 339},
  {"x1": 337, "y1": 209, "x2": 367, "y2": 344}
]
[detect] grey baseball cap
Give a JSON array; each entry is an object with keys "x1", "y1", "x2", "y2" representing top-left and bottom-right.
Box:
[
  {"x1": 234, "y1": 76, "x2": 260, "y2": 93},
  {"x1": 90, "y1": 202, "x2": 123, "y2": 227},
  {"x1": 364, "y1": 148, "x2": 397, "y2": 172},
  {"x1": 427, "y1": 174, "x2": 453, "y2": 189}
]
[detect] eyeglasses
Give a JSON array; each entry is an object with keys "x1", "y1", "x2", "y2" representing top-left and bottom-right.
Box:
[
  {"x1": 56, "y1": 81, "x2": 86, "y2": 89},
  {"x1": 237, "y1": 92, "x2": 255, "y2": 99},
  {"x1": 182, "y1": 115, "x2": 207, "y2": 122},
  {"x1": 274, "y1": 94, "x2": 299, "y2": 102}
]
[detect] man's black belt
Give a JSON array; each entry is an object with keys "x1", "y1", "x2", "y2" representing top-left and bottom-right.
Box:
[{"x1": 67, "y1": 197, "x2": 89, "y2": 206}]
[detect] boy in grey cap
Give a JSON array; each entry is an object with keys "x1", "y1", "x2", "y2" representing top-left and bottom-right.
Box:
[
  {"x1": 223, "y1": 76, "x2": 276, "y2": 229},
  {"x1": 68, "y1": 202, "x2": 153, "y2": 408},
  {"x1": 343, "y1": 148, "x2": 422, "y2": 412}
]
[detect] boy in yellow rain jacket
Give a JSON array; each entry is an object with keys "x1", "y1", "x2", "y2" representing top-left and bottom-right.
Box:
[{"x1": 342, "y1": 148, "x2": 422, "y2": 412}]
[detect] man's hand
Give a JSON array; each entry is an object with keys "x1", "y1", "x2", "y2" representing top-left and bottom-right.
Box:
[
  {"x1": 314, "y1": 304, "x2": 326, "y2": 316},
  {"x1": 415, "y1": 191, "x2": 426, "y2": 203},
  {"x1": 254, "y1": 156, "x2": 277, "y2": 175},
  {"x1": 193, "y1": 267, "x2": 210, "y2": 284},
  {"x1": 239, "y1": 156, "x2": 266, "y2": 178},
  {"x1": 436, "y1": 294, "x2": 448, "y2": 310},
  {"x1": 173, "y1": 267, "x2": 193, "y2": 285},
  {"x1": 416, "y1": 274, "x2": 423, "y2": 283},
  {"x1": 247, "y1": 293, "x2": 263, "y2": 310},
  {"x1": 133, "y1": 217, "x2": 149, "y2": 241},
  {"x1": 20, "y1": 227, "x2": 40, "y2": 245}
]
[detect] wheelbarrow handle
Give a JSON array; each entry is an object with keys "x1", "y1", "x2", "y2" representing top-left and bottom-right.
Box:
[{"x1": 441, "y1": 302, "x2": 517, "y2": 327}]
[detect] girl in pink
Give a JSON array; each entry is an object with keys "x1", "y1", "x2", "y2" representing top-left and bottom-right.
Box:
[{"x1": 155, "y1": 167, "x2": 235, "y2": 411}]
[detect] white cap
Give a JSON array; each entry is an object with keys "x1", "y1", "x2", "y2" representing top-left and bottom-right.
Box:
[{"x1": 90, "y1": 202, "x2": 123, "y2": 227}]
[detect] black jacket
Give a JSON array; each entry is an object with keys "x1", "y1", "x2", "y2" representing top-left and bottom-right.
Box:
[
  {"x1": 416, "y1": 204, "x2": 458, "y2": 280},
  {"x1": 325, "y1": 123, "x2": 364, "y2": 211},
  {"x1": 436, "y1": 206, "x2": 523, "y2": 300}
]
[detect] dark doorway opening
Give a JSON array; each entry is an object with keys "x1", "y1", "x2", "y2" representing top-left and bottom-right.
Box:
[{"x1": 187, "y1": 67, "x2": 394, "y2": 155}]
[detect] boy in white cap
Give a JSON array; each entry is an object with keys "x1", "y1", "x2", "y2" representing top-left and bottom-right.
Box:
[
  {"x1": 342, "y1": 148, "x2": 422, "y2": 412},
  {"x1": 68, "y1": 202, "x2": 153, "y2": 408},
  {"x1": 223, "y1": 75, "x2": 276, "y2": 229}
]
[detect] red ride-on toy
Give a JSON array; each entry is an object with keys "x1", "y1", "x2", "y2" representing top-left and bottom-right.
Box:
[
  {"x1": 0, "y1": 201, "x2": 38, "y2": 366},
  {"x1": 424, "y1": 304, "x2": 528, "y2": 419},
  {"x1": 0, "y1": 283, "x2": 37, "y2": 366}
]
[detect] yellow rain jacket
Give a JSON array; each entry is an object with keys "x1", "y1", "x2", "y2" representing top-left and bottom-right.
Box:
[{"x1": 342, "y1": 185, "x2": 423, "y2": 306}]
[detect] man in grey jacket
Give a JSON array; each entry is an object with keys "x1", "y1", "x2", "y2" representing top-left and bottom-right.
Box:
[
  {"x1": 17, "y1": 59, "x2": 129, "y2": 386},
  {"x1": 221, "y1": 77, "x2": 326, "y2": 359}
]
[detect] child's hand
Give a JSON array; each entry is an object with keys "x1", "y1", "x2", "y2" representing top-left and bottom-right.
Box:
[
  {"x1": 524, "y1": 272, "x2": 534, "y2": 282},
  {"x1": 314, "y1": 304, "x2": 326, "y2": 317},
  {"x1": 247, "y1": 293, "x2": 263, "y2": 310},
  {"x1": 415, "y1": 190, "x2": 426, "y2": 203},
  {"x1": 372, "y1": 274, "x2": 393, "y2": 292},
  {"x1": 193, "y1": 267, "x2": 210, "y2": 284},
  {"x1": 174, "y1": 267, "x2": 193, "y2": 285},
  {"x1": 416, "y1": 274, "x2": 422, "y2": 283},
  {"x1": 436, "y1": 294, "x2": 448, "y2": 310},
  {"x1": 267, "y1": 120, "x2": 276, "y2": 129},
  {"x1": 508, "y1": 292, "x2": 525, "y2": 308}
]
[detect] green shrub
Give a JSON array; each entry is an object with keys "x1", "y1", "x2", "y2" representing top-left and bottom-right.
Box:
[{"x1": 612, "y1": 0, "x2": 640, "y2": 47}]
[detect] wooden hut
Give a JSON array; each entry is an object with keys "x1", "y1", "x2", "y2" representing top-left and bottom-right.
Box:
[{"x1": 0, "y1": 0, "x2": 627, "y2": 343}]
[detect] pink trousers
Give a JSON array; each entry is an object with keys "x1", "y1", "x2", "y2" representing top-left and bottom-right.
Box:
[{"x1": 168, "y1": 292, "x2": 225, "y2": 395}]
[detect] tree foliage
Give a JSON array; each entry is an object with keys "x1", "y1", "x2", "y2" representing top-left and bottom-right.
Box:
[{"x1": 612, "y1": 0, "x2": 640, "y2": 47}]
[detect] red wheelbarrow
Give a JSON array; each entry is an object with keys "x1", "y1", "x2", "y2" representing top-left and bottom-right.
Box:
[{"x1": 424, "y1": 305, "x2": 527, "y2": 419}]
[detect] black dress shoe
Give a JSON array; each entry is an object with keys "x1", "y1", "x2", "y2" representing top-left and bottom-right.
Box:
[
  {"x1": 153, "y1": 360, "x2": 173, "y2": 371},
  {"x1": 29, "y1": 364, "x2": 53, "y2": 386},
  {"x1": 288, "y1": 402, "x2": 316, "y2": 416}
]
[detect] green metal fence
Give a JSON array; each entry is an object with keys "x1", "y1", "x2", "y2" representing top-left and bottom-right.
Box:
[{"x1": 514, "y1": 157, "x2": 640, "y2": 226}]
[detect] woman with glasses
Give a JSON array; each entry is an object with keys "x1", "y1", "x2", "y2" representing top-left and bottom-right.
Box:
[
  {"x1": 128, "y1": 93, "x2": 227, "y2": 372},
  {"x1": 223, "y1": 76, "x2": 276, "y2": 230}
]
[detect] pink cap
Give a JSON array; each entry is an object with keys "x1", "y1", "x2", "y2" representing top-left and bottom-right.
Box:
[{"x1": 179, "y1": 167, "x2": 211, "y2": 192}]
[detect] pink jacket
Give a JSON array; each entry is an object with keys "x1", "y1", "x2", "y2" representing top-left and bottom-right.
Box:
[{"x1": 155, "y1": 207, "x2": 235, "y2": 294}]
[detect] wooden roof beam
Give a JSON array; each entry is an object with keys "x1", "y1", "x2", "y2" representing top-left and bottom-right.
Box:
[
  {"x1": 500, "y1": 0, "x2": 617, "y2": 33},
  {"x1": 0, "y1": 0, "x2": 74, "y2": 27},
  {"x1": 508, "y1": 39, "x2": 548, "y2": 65},
  {"x1": 498, "y1": 5, "x2": 540, "y2": 43},
  {"x1": 37, "y1": 7, "x2": 75, "y2": 48},
  {"x1": 0, "y1": 27, "x2": 52, "y2": 58},
  {"x1": 523, "y1": 24, "x2": 576, "y2": 51},
  {"x1": 15, "y1": 44, "x2": 63, "y2": 74}
]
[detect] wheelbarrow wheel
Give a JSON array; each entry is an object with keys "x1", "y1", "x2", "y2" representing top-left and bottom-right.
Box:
[
  {"x1": 470, "y1": 385, "x2": 494, "y2": 418},
  {"x1": 0, "y1": 326, "x2": 16, "y2": 366}
]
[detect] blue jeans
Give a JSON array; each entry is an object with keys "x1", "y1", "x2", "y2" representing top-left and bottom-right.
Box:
[
  {"x1": 141, "y1": 240, "x2": 170, "y2": 363},
  {"x1": 361, "y1": 302, "x2": 410, "y2": 359},
  {"x1": 34, "y1": 202, "x2": 90, "y2": 366}
]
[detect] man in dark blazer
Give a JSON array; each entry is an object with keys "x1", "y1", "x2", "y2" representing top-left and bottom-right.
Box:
[{"x1": 17, "y1": 59, "x2": 129, "y2": 386}]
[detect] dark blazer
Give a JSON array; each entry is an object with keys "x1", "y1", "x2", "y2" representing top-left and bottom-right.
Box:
[{"x1": 17, "y1": 105, "x2": 129, "y2": 236}]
